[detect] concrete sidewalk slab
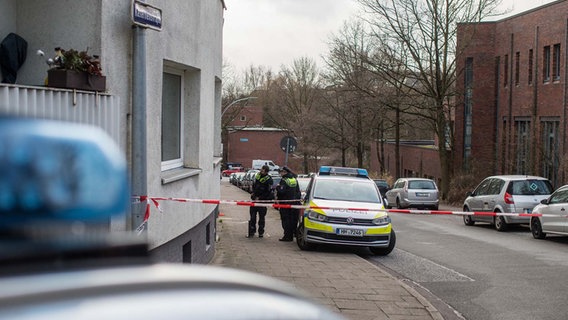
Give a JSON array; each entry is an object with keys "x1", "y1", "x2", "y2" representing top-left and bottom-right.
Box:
[{"x1": 212, "y1": 179, "x2": 443, "y2": 320}]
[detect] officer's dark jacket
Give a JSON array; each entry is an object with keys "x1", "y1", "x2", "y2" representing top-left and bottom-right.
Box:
[
  {"x1": 252, "y1": 173, "x2": 274, "y2": 200},
  {"x1": 277, "y1": 173, "x2": 301, "y2": 203}
]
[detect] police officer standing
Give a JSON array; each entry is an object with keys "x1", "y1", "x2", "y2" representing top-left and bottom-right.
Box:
[
  {"x1": 276, "y1": 166, "x2": 301, "y2": 242},
  {"x1": 247, "y1": 165, "x2": 273, "y2": 238}
]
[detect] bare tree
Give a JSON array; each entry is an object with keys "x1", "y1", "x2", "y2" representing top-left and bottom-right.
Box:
[
  {"x1": 322, "y1": 20, "x2": 386, "y2": 168},
  {"x1": 243, "y1": 64, "x2": 274, "y2": 93},
  {"x1": 265, "y1": 57, "x2": 323, "y2": 172},
  {"x1": 357, "y1": 0, "x2": 503, "y2": 198}
]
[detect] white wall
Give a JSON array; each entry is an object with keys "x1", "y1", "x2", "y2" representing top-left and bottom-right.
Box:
[
  {"x1": 142, "y1": 0, "x2": 224, "y2": 248},
  {"x1": 0, "y1": 0, "x2": 16, "y2": 44},
  {"x1": 0, "y1": 0, "x2": 225, "y2": 254}
]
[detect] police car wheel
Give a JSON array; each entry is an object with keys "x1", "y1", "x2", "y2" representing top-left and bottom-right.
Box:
[
  {"x1": 369, "y1": 230, "x2": 396, "y2": 256},
  {"x1": 296, "y1": 223, "x2": 314, "y2": 251}
]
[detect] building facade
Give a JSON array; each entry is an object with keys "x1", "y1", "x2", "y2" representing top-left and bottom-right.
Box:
[
  {"x1": 227, "y1": 127, "x2": 292, "y2": 170},
  {"x1": 370, "y1": 141, "x2": 441, "y2": 185},
  {"x1": 0, "y1": 0, "x2": 225, "y2": 263},
  {"x1": 455, "y1": 0, "x2": 567, "y2": 188}
]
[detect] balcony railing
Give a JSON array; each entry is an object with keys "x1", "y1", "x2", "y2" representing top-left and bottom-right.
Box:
[{"x1": 0, "y1": 84, "x2": 121, "y2": 146}]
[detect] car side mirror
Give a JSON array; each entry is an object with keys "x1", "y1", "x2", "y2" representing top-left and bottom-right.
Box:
[
  {"x1": 466, "y1": 191, "x2": 473, "y2": 197},
  {"x1": 540, "y1": 198, "x2": 548, "y2": 205}
]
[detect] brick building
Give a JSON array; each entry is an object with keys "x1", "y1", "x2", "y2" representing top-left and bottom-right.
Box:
[
  {"x1": 370, "y1": 141, "x2": 441, "y2": 185},
  {"x1": 455, "y1": 0, "x2": 567, "y2": 187},
  {"x1": 223, "y1": 104, "x2": 303, "y2": 171},
  {"x1": 226, "y1": 127, "x2": 290, "y2": 169}
]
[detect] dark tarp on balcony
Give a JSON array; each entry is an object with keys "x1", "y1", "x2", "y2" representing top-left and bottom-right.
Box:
[{"x1": 0, "y1": 33, "x2": 28, "y2": 84}]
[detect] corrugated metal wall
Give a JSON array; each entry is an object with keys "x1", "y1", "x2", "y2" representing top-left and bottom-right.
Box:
[{"x1": 0, "y1": 85, "x2": 121, "y2": 146}]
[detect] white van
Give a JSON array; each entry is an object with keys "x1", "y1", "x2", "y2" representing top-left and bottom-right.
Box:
[{"x1": 252, "y1": 159, "x2": 280, "y2": 171}]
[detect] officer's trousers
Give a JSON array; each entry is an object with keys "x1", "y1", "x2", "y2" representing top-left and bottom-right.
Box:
[
  {"x1": 279, "y1": 208, "x2": 299, "y2": 240},
  {"x1": 249, "y1": 206, "x2": 267, "y2": 236}
]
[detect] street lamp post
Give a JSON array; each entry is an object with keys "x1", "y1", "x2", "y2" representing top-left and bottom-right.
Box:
[
  {"x1": 222, "y1": 96, "x2": 257, "y2": 116},
  {"x1": 221, "y1": 96, "x2": 257, "y2": 167}
]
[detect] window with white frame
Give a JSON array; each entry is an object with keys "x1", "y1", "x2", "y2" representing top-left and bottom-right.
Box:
[{"x1": 161, "y1": 67, "x2": 184, "y2": 171}]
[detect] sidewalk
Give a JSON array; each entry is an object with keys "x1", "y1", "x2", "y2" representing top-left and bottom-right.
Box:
[{"x1": 212, "y1": 179, "x2": 443, "y2": 320}]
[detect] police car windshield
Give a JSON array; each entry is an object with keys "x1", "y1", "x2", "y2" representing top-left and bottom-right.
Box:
[{"x1": 313, "y1": 179, "x2": 381, "y2": 203}]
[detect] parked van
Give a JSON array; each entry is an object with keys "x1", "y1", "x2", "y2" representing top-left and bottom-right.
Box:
[{"x1": 252, "y1": 159, "x2": 279, "y2": 171}]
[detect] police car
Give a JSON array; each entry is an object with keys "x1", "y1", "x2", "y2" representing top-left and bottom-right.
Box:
[{"x1": 297, "y1": 166, "x2": 395, "y2": 255}]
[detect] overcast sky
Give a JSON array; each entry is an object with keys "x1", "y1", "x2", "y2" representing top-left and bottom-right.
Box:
[{"x1": 223, "y1": 0, "x2": 556, "y2": 74}]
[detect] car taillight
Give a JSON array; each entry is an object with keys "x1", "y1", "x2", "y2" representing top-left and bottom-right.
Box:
[{"x1": 504, "y1": 192, "x2": 514, "y2": 204}]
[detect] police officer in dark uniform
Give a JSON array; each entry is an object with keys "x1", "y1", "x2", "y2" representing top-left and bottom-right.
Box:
[
  {"x1": 276, "y1": 166, "x2": 301, "y2": 242},
  {"x1": 247, "y1": 165, "x2": 273, "y2": 238}
]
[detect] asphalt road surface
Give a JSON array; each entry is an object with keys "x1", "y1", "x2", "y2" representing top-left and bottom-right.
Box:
[{"x1": 364, "y1": 211, "x2": 568, "y2": 320}]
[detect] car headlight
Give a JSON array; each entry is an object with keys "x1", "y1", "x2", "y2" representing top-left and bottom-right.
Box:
[
  {"x1": 372, "y1": 215, "x2": 391, "y2": 225},
  {"x1": 307, "y1": 210, "x2": 327, "y2": 222}
]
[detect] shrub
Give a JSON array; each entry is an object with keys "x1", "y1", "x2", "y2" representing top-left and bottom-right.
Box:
[{"x1": 447, "y1": 172, "x2": 478, "y2": 206}]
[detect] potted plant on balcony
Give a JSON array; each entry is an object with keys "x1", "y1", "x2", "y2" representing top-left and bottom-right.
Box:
[{"x1": 47, "y1": 47, "x2": 106, "y2": 92}]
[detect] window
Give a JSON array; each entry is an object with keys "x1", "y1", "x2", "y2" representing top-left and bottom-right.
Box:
[
  {"x1": 514, "y1": 119, "x2": 531, "y2": 175},
  {"x1": 501, "y1": 118, "x2": 507, "y2": 173},
  {"x1": 550, "y1": 189, "x2": 568, "y2": 205},
  {"x1": 528, "y1": 49, "x2": 533, "y2": 85},
  {"x1": 553, "y1": 44, "x2": 561, "y2": 81},
  {"x1": 463, "y1": 57, "x2": 473, "y2": 171},
  {"x1": 504, "y1": 54, "x2": 509, "y2": 87},
  {"x1": 162, "y1": 67, "x2": 184, "y2": 171},
  {"x1": 474, "y1": 178, "x2": 493, "y2": 196},
  {"x1": 543, "y1": 46, "x2": 551, "y2": 82},
  {"x1": 541, "y1": 119, "x2": 559, "y2": 187},
  {"x1": 487, "y1": 179, "x2": 505, "y2": 195},
  {"x1": 515, "y1": 52, "x2": 520, "y2": 86},
  {"x1": 240, "y1": 115, "x2": 247, "y2": 121}
]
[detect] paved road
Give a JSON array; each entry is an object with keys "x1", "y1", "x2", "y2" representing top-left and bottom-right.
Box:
[
  {"x1": 212, "y1": 179, "x2": 443, "y2": 320},
  {"x1": 367, "y1": 211, "x2": 568, "y2": 320}
]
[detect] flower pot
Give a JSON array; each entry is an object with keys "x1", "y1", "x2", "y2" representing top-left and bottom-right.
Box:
[{"x1": 47, "y1": 69, "x2": 106, "y2": 92}]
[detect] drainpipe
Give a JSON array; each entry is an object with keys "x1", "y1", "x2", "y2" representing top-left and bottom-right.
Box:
[
  {"x1": 563, "y1": 20, "x2": 568, "y2": 184},
  {"x1": 131, "y1": 25, "x2": 147, "y2": 233}
]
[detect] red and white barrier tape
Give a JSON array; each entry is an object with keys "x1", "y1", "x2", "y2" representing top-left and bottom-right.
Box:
[{"x1": 133, "y1": 195, "x2": 552, "y2": 233}]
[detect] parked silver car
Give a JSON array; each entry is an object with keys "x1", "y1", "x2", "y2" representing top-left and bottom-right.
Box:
[
  {"x1": 385, "y1": 178, "x2": 439, "y2": 210},
  {"x1": 530, "y1": 185, "x2": 568, "y2": 239},
  {"x1": 241, "y1": 169, "x2": 259, "y2": 193},
  {"x1": 462, "y1": 175, "x2": 553, "y2": 231}
]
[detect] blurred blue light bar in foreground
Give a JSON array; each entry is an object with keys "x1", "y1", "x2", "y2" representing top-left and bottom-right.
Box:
[{"x1": 0, "y1": 117, "x2": 129, "y2": 226}]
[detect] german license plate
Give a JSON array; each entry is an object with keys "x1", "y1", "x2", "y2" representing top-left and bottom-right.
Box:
[
  {"x1": 337, "y1": 228, "x2": 364, "y2": 237},
  {"x1": 416, "y1": 192, "x2": 428, "y2": 197}
]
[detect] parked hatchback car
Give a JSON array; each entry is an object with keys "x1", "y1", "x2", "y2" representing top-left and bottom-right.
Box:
[
  {"x1": 385, "y1": 178, "x2": 439, "y2": 210},
  {"x1": 530, "y1": 185, "x2": 568, "y2": 239},
  {"x1": 462, "y1": 175, "x2": 553, "y2": 231}
]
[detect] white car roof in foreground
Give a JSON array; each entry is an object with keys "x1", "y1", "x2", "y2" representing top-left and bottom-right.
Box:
[{"x1": 0, "y1": 264, "x2": 343, "y2": 320}]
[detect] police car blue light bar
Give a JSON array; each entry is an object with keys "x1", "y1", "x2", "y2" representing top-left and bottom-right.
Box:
[
  {"x1": 0, "y1": 117, "x2": 130, "y2": 227},
  {"x1": 318, "y1": 166, "x2": 368, "y2": 177}
]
